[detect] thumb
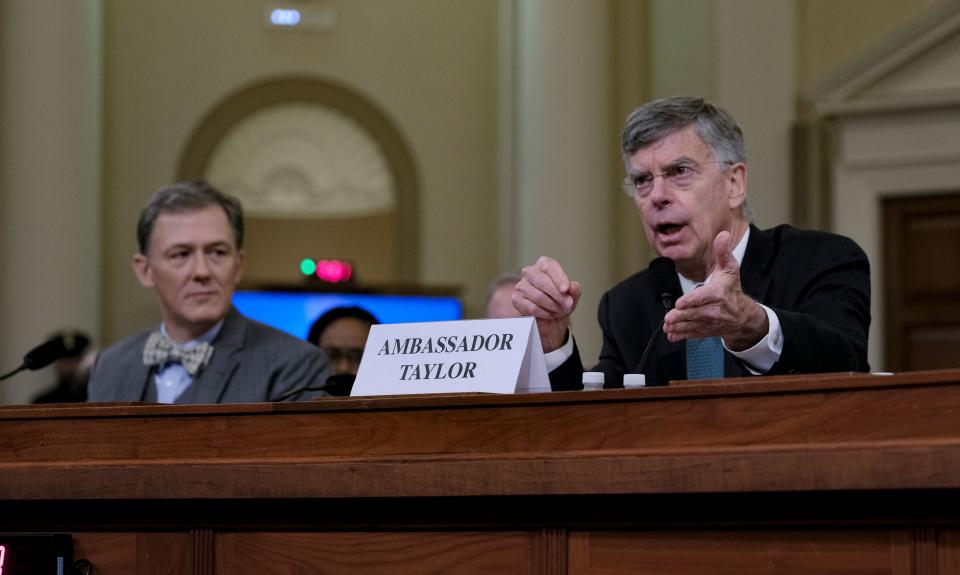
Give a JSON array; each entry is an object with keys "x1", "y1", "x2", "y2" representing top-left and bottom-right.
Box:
[
  {"x1": 569, "y1": 280, "x2": 583, "y2": 307},
  {"x1": 713, "y1": 231, "x2": 736, "y2": 274}
]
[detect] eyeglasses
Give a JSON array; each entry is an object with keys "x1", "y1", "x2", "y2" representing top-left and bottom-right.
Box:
[{"x1": 621, "y1": 160, "x2": 733, "y2": 199}]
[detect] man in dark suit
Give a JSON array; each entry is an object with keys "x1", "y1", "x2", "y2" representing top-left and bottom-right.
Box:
[
  {"x1": 513, "y1": 96, "x2": 870, "y2": 388},
  {"x1": 87, "y1": 181, "x2": 330, "y2": 403}
]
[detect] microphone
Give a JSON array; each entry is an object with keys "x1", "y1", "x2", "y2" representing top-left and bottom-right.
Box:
[
  {"x1": 649, "y1": 256, "x2": 680, "y2": 312},
  {"x1": 0, "y1": 337, "x2": 70, "y2": 382},
  {"x1": 632, "y1": 257, "x2": 681, "y2": 376},
  {"x1": 321, "y1": 373, "x2": 356, "y2": 397}
]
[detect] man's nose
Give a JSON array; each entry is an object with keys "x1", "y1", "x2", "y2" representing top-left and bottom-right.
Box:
[
  {"x1": 333, "y1": 357, "x2": 358, "y2": 376},
  {"x1": 192, "y1": 253, "x2": 212, "y2": 278},
  {"x1": 645, "y1": 176, "x2": 672, "y2": 206}
]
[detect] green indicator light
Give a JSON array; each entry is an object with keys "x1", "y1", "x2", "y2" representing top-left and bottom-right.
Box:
[{"x1": 299, "y1": 258, "x2": 317, "y2": 276}]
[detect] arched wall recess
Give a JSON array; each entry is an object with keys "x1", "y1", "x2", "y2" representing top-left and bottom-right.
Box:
[{"x1": 177, "y1": 76, "x2": 420, "y2": 284}]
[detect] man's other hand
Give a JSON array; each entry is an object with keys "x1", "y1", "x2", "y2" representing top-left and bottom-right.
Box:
[{"x1": 513, "y1": 256, "x2": 582, "y2": 352}]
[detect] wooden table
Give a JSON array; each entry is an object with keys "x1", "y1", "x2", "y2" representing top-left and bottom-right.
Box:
[{"x1": 2, "y1": 370, "x2": 960, "y2": 574}]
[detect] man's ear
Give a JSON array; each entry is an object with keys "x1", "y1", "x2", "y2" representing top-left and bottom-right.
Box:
[
  {"x1": 727, "y1": 162, "x2": 747, "y2": 210},
  {"x1": 233, "y1": 250, "x2": 245, "y2": 285},
  {"x1": 132, "y1": 253, "x2": 155, "y2": 288}
]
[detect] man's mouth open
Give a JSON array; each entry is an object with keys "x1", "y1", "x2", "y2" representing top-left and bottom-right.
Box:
[{"x1": 656, "y1": 223, "x2": 685, "y2": 238}]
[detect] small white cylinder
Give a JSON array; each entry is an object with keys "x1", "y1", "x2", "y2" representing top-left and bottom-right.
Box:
[
  {"x1": 582, "y1": 371, "x2": 605, "y2": 391},
  {"x1": 623, "y1": 374, "x2": 647, "y2": 388}
]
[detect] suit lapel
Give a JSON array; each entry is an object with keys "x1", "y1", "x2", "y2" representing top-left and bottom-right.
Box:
[
  {"x1": 120, "y1": 362, "x2": 154, "y2": 402},
  {"x1": 740, "y1": 225, "x2": 775, "y2": 302},
  {"x1": 141, "y1": 365, "x2": 159, "y2": 402},
  {"x1": 721, "y1": 225, "x2": 777, "y2": 378},
  {"x1": 175, "y1": 308, "x2": 246, "y2": 404},
  {"x1": 124, "y1": 333, "x2": 155, "y2": 401}
]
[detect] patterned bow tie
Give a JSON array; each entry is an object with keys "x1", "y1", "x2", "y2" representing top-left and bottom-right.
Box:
[{"x1": 142, "y1": 331, "x2": 214, "y2": 376}]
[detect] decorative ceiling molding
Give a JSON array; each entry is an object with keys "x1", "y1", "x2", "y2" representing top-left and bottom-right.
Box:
[{"x1": 805, "y1": 0, "x2": 960, "y2": 117}]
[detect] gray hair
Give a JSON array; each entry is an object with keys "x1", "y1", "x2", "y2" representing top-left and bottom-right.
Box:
[
  {"x1": 137, "y1": 181, "x2": 244, "y2": 254},
  {"x1": 621, "y1": 96, "x2": 753, "y2": 220},
  {"x1": 621, "y1": 96, "x2": 746, "y2": 163}
]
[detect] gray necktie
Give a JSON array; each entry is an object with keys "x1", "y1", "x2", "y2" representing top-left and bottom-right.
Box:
[{"x1": 142, "y1": 331, "x2": 214, "y2": 376}]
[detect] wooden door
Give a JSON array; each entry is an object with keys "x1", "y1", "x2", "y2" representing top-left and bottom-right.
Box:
[{"x1": 884, "y1": 193, "x2": 960, "y2": 371}]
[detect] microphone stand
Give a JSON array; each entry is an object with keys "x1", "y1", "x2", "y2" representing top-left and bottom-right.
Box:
[
  {"x1": 633, "y1": 321, "x2": 664, "y2": 375},
  {"x1": 0, "y1": 365, "x2": 27, "y2": 383}
]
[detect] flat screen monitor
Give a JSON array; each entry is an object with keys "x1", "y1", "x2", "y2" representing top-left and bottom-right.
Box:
[{"x1": 232, "y1": 290, "x2": 463, "y2": 341}]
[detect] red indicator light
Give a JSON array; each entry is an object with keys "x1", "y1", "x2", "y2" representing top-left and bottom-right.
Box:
[{"x1": 314, "y1": 260, "x2": 353, "y2": 283}]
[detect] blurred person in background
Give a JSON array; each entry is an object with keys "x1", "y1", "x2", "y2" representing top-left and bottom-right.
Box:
[
  {"x1": 484, "y1": 274, "x2": 522, "y2": 319},
  {"x1": 32, "y1": 330, "x2": 96, "y2": 404},
  {"x1": 308, "y1": 306, "x2": 379, "y2": 377}
]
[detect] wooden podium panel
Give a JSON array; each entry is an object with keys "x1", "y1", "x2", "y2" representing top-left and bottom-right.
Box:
[
  {"x1": 3, "y1": 370, "x2": 960, "y2": 574},
  {"x1": 570, "y1": 530, "x2": 915, "y2": 575},
  {"x1": 217, "y1": 532, "x2": 541, "y2": 575}
]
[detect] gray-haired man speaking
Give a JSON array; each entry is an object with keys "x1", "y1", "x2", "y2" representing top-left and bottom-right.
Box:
[{"x1": 513, "y1": 96, "x2": 871, "y2": 389}]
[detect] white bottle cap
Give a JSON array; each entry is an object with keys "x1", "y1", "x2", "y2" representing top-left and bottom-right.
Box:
[
  {"x1": 582, "y1": 371, "x2": 605, "y2": 390},
  {"x1": 623, "y1": 373, "x2": 646, "y2": 388}
]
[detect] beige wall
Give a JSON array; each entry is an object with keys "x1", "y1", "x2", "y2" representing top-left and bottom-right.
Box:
[
  {"x1": 0, "y1": 0, "x2": 101, "y2": 404},
  {"x1": 797, "y1": 0, "x2": 939, "y2": 87},
  {"x1": 648, "y1": 0, "x2": 718, "y2": 101}
]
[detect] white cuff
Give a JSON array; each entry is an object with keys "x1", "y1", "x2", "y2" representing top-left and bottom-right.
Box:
[
  {"x1": 544, "y1": 331, "x2": 575, "y2": 373},
  {"x1": 723, "y1": 304, "x2": 783, "y2": 374}
]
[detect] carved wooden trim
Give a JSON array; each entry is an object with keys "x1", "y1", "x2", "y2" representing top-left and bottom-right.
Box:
[
  {"x1": 193, "y1": 529, "x2": 214, "y2": 575},
  {"x1": 542, "y1": 528, "x2": 567, "y2": 575},
  {"x1": 805, "y1": 0, "x2": 960, "y2": 109},
  {"x1": 916, "y1": 527, "x2": 939, "y2": 575}
]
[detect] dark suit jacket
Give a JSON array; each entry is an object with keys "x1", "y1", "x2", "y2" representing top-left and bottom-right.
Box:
[
  {"x1": 87, "y1": 307, "x2": 331, "y2": 403},
  {"x1": 550, "y1": 224, "x2": 871, "y2": 389}
]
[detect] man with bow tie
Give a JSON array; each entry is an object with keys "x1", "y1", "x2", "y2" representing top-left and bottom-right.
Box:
[{"x1": 87, "y1": 181, "x2": 331, "y2": 403}]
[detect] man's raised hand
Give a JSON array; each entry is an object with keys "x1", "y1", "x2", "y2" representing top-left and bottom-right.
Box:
[
  {"x1": 513, "y1": 256, "x2": 582, "y2": 352},
  {"x1": 663, "y1": 231, "x2": 767, "y2": 350}
]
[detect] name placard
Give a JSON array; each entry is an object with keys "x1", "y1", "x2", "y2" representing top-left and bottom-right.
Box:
[{"x1": 350, "y1": 317, "x2": 550, "y2": 396}]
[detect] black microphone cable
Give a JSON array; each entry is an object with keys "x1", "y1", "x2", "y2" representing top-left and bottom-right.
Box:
[
  {"x1": 274, "y1": 373, "x2": 356, "y2": 401},
  {"x1": 632, "y1": 257, "x2": 681, "y2": 376},
  {"x1": 633, "y1": 320, "x2": 665, "y2": 375}
]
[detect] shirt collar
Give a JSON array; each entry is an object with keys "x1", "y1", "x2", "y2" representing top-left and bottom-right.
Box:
[{"x1": 678, "y1": 227, "x2": 750, "y2": 294}]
